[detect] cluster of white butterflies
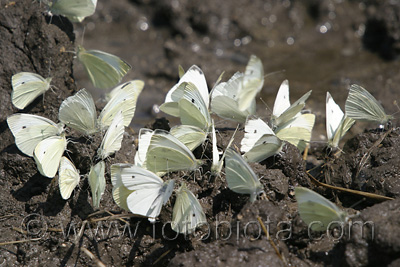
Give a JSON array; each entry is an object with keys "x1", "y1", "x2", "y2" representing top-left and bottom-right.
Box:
[
  {"x1": 8, "y1": 47, "x2": 394, "y2": 234},
  {"x1": 8, "y1": 79, "x2": 144, "y2": 208}
]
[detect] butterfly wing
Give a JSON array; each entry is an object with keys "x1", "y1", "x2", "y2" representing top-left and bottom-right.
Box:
[
  {"x1": 271, "y1": 81, "x2": 312, "y2": 128},
  {"x1": 121, "y1": 166, "x2": 174, "y2": 220},
  {"x1": 345, "y1": 84, "x2": 391, "y2": 124},
  {"x1": 275, "y1": 114, "x2": 315, "y2": 152},
  {"x1": 211, "y1": 72, "x2": 255, "y2": 123},
  {"x1": 33, "y1": 135, "x2": 67, "y2": 178},
  {"x1": 88, "y1": 161, "x2": 106, "y2": 208},
  {"x1": 225, "y1": 148, "x2": 264, "y2": 202},
  {"x1": 146, "y1": 130, "x2": 199, "y2": 173},
  {"x1": 111, "y1": 163, "x2": 135, "y2": 210},
  {"x1": 326, "y1": 92, "x2": 355, "y2": 148},
  {"x1": 77, "y1": 46, "x2": 131, "y2": 89},
  {"x1": 178, "y1": 82, "x2": 211, "y2": 131},
  {"x1": 170, "y1": 125, "x2": 206, "y2": 151},
  {"x1": 241, "y1": 117, "x2": 275, "y2": 153},
  {"x1": 172, "y1": 183, "x2": 206, "y2": 234},
  {"x1": 242, "y1": 134, "x2": 283, "y2": 163},
  {"x1": 98, "y1": 80, "x2": 144, "y2": 129},
  {"x1": 59, "y1": 89, "x2": 98, "y2": 135},
  {"x1": 98, "y1": 111, "x2": 124, "y2": 159},
  {"x1": 237, "y1": 55, "x2": 264, "y2": 111},
  {"x1": 7, "y1": 114, "x2": 63, "y2": 156},
  {"x1": 58, "y1": 156, "x2": 80, "y2": 200},
  {"x1": 50, "y1": 0, "x2": 97, "y2": 21},
  {"x1": 11, "y1": 72, "x2": 52, "y2": 109},
  {"x1": 295, "y1": 187, "x2": 348, "y2": 232},
  {"x1": 161, "y1": 65, "x2": 209, "y2": 117},
  {"x1": 134, "y1": 128, "x2": 154, "y2": 168}
]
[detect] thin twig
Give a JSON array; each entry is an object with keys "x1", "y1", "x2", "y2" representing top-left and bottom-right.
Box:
[
  {"x1": 81, "y1": 247, "x2": 106, "y2": 267},
  {"x1": 307, "y1": 171, "x2": 393, "y2": 201},
  {"x1": 0, "y1": 238, "x2": 41, "y2": 246},
  {"x1": 257, "y1": 217, "x2": 287, "y2": 265}
]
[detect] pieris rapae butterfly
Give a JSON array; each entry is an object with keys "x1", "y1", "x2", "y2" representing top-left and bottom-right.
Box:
[
  {"x1": 7, "y1": 114, "x2": 64, "y2": 157},
  {"x1": 98, "y1": 111, "x2": 124, "y2": 160},
  {"x1": 270, "y1": 80, "x2": 312, "y2": 129},
  {"x1": 171, "y1": 183, "x2": 206, "y2": 234},
  {"x1": 295, "y1": 187, "x2": 348, "y2": 232},
  {"x1": 47, "y1": 0, "x2": 97, "y2": 22},
  {"x1": 118, "y1": 165, "x2": 175, "y2": 222},
  {"x1": 58, "y1": 156, "x2": 80, "y2": 200},
  {"x1": 237, "y1": 55, "x2": 264, "y2": 111},
  {"x1": 211, "y1": 121, "x2": 237, "y2": 175},
  {"x1": 160, "y1": 65, "x2": 209, "y2": 117},
  {"x1": 111, "y1": 163, "x2": 135, "y2": 211},
  {"x1": 210, "y1": 72, "x2": 256, "y2": 123},
  {"x1": 145, "y1": 129, "x2": 202, "y2": 174},
  {"x1": 59, "y1": 81, "x2": 143, "y2": 135},
  {"x1": 33, "y1": 134, "x2": 67, "y2": 178},
  {"x1": 170, "y1": 125, "x2": 207, "y2": 151},
  {"x1": 225, "y1": 148, "x2": 264, "y2": 202},
  {"x1": 134, "y1": 128, "x2": 154, "y2": 169},
  {"x1": 240, "y1": 117, "x2": 283, "y2": 163},
  {"x1": 11, "y1": 72, "x2": 52, "y2": 110},
  {"x1": 88, "y1": 160, "x2": 105, "y2": 208},
  {"x1": 58, "y1": 89, "x2": 98, "y2": 135},
  {"x1": 178, "y1": 82, "x2": 212, "y2": 131},
  {"x1": 326, "y1": 92, "x2": 355, "y2": 148},
  {"x1": 98, "y1": 80, "x2": 144, "y2": 128},
  {"x1": 274, "y1": 113, "x2": 315, "y2": 152},
  {"x1": 77, "y1": 45, "x2": 131, "y2": 89},
  {"x1": 345, "y1": 84, "x2": 393, "y2": 125}
]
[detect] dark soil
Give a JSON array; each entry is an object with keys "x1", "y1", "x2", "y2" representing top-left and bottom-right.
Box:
[{"x1": 1, "y1": 0, "x2": 400, "y2": 266}]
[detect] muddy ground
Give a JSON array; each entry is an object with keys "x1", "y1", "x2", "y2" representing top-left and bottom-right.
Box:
[{"x1": 1, "y1": 0, "x2": 400, "y2": 266}]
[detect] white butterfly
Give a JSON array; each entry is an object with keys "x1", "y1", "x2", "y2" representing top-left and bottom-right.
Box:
[
  {"x1": 58, "y1": 89, "x2": 98, "y2": 135},
  {"x1": 295, "y1": 187, "x2": 348, "y2": 232},
  {"x1": 77, "y1": 46, "x2": 131, "y2": 89},
  {"x1": 171, "y1": 183, "x2": 206, "y2": 234},
  {"x1": 11, "y1": 72, "x2": 52, "y2": 110},
  {"x1": 59, "y1": 81, "x2": 143, "y2": 135},
  {"x1": 111, "y1": 163, "x2": 135, "y2": 211},
  {"x1": 97, "y1": 111, "x2": 125, "y2": 160},
  {"x1": 237, "y1": 55, "x2": 264, "y2": 111},
  {"x1": 160, "y1": 65, "x2": 209, "y2": 117},
  {"x1": 170, "y1": 125, "x2": 207, "y2": 151},
  {"x1": 58, "y1": 156, "x2": 80, "y2": 200},
  {"x1": 177, "y1": 82, "x2": 212, "y2": 131},
  {"x1": 274, "y1": 113, "x2": 315, "y2": 152},
  {"x1": 211, "y1": 121, "x2": 237, "y2": 175},
  {"x1": 48, "y1": 0, "x2": 97, "y2": 22},
  {"x1": 88, "y1": 160, "x2": 106, "y2": 208},
  {"x1": 326, "y1": 92, "x2": 355, "y2": 148},
  {"x1": 145, "y1": 129, "x2": 202, "y2": 174},
  {"x1": 345, "y1": 84, "x2": 393, "y2": 125},
  {"x1": 33, "y1": 134, "x2": 67, "y2": 178},
  {"x1": 225, "y1": 148, "x2": 264, "y2": 202},
  {"x1": 117, "y1": 165, "x2": 175, "y2": 222},
  {"x1": 270, "y1": 80, "x2": 312, "y2": 129},
  {"x1": 240, "y1": 117, "x2": 283, "y2": 163},
  {"x1": 134, "y1": 128, "x2": 154, "y2": 169},
  {"x1": 210, "y1": 72, "x2": 256, "y2": 123},
  {"x1": 7, "y1": 114, "x2": 64, "y2": 157}
]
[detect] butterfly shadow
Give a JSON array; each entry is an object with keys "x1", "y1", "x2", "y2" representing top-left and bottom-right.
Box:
[{"x1": 44, "y1": 15, "x2": 75, "y2": 42}]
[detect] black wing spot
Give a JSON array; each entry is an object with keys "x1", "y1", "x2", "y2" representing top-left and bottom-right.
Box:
[
  {"x1": 254, "y1": 130, "x2": 257, "y2": 133},
  {"x1": 22, "y1": 126, "x2": 26, "y2": 129},
  {"x1": 21, "y1": 82, "x2": 25, "y2": 85},
  {"x1": 122, "y1": 83, "x2": 130, "y2": 89},
  {"x1": 191, "y1": 99, "x2": 195, "y2": 103},
  {"x1": 132, "y1": 175, "x2": 135, "y2": 179}
]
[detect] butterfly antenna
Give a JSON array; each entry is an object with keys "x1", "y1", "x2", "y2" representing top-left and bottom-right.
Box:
[
  {"x1": 81, "y1": 26, "x2": 86, "y2": 46},
  {"x1": 263, "y1": 69, "x2": 286, "y2": 79}
]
